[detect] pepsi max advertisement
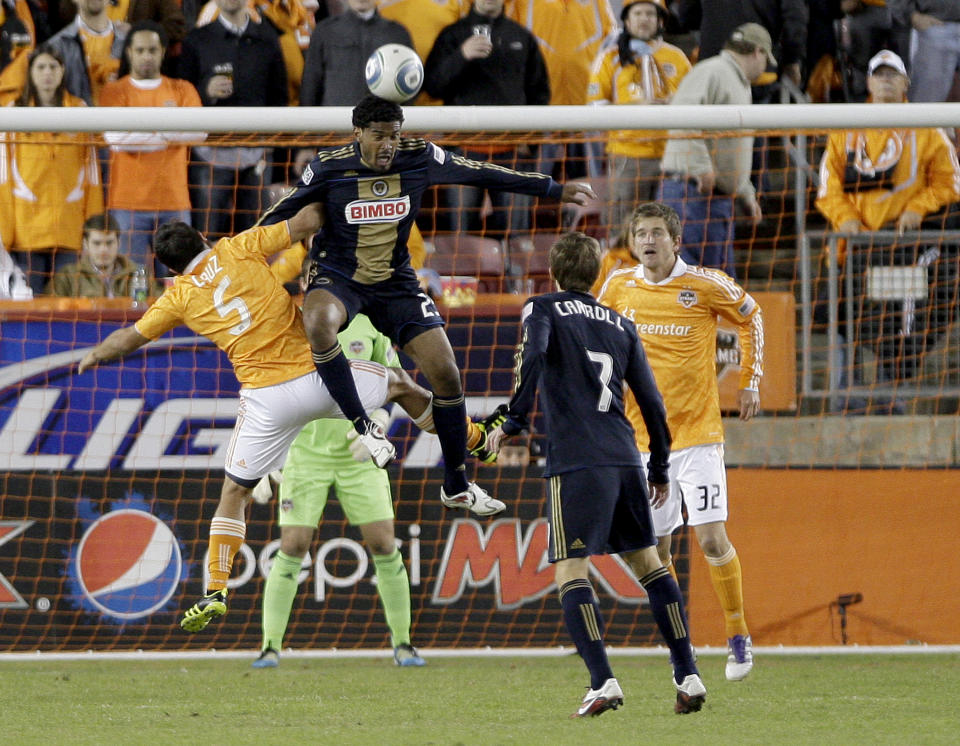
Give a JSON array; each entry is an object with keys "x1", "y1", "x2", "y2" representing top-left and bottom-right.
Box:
[{"x1": 0, "y1": 310, "x2": 669, "y2": 651}]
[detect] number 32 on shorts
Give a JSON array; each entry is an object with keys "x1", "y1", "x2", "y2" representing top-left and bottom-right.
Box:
[{"x1": 696, "y1": 483, "x2": 721, "y2": 512}]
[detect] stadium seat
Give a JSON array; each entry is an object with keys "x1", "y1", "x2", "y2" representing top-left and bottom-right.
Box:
[
  {"x1": 427, "y1": 234, "x2": 506, "y2": 292},
  {"x1": 507, "y1": 234, "x2": 555, "y2": 293},
  {"x1": 562, "y1": 175, "x2": 608, "y2": 241}
]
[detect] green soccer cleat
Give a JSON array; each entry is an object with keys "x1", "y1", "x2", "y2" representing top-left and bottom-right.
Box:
[
  {"x1": 469, "y1": 405, "x2": 509, "y2": 464},
  {"x1": 180, "y1": 588, "x2": 228, "y2": 633}
]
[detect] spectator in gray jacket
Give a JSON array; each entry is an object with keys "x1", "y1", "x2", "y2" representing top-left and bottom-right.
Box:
[
  {"x1": 300, "y1": 0, "x2": 412, "y2": 106},
  {"x1": 891, "y1": 0, "x2": 960, "y2": 102},
  {"x1": 658, "y1": 23, "x2": 770, "y2": 278},
  {"x1": 290, "y1": 0, "x2": 413, "y2": 177},
  {"x1": 47, "y1": 0, "x2": 127, "y2": 104}
]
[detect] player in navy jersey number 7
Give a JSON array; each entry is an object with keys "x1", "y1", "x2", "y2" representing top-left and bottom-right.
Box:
[
  {"x1": 259, "y1": 94, "x2": 596, "y2": 517},
  {"x1": 481, "y1": 232, "x2": 706, "y2": 716}
]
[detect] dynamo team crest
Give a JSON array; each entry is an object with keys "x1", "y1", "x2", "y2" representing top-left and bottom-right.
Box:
[{"x1": 72, "y1": 505, "x2": 184, "y2": 621}]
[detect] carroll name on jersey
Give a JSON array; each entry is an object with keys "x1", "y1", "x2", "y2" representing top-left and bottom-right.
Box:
[{"x1": 553, "y1": 297, "x2": 625, "y2": 330}]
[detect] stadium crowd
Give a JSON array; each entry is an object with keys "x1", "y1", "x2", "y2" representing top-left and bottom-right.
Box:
[
  {"x1": 0, "y1": 0, "x2": 957, "y2": 297},
  {"x1": 5, "y1": 0, "x2": 959, "y2": 709}
]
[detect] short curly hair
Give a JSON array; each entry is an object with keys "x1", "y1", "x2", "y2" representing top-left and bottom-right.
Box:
[
  {"x1": 352, "y1": 94, "x2": 404, "y2": 129},
  {"x1": 154, "y1": 221, "x2": 206, "y2": 274},
  {"x1": 630, "y1": 202, "x2": 682, "y2": 242}
]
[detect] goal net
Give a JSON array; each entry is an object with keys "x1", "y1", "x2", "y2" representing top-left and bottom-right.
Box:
[{"x1": 1, "y1": 104, "x2": 958, "y2": 651}]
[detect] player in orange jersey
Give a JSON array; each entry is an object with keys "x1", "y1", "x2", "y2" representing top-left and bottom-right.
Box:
[
  {"x1": 598, "y1": 201, "x2": 763, "y2": 682},
  {"x1": 77, "y1": 204, "x2": 437, "y2": 634}
]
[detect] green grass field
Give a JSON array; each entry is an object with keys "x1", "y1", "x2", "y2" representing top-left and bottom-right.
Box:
[{"x1": 3, "y1": 653, "x2": 958, "y2": 745}]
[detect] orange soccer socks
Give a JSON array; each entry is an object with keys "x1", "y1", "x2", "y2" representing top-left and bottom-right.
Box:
[
  {"x1": 706, "y1": 546, "x2": 749, "y2": 638},
  {"x1": 207, "y1": 516, "x2": 246, "y2": 591}
]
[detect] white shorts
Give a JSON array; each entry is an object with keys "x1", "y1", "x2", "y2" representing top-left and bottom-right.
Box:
[
  {"x1": 640, "y1": 443, "x2": 728, "y2": 536},
  {"x1": 224, "y1": 362, "x2": 389, "y2": 485}
]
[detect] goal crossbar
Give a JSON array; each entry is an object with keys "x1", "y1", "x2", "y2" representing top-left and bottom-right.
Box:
[{"x1": 2, "y1": 102, "x2": 960, "y2": 132}]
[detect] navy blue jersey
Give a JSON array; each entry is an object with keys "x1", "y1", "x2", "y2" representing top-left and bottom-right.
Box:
[
  {"x1": 260, "y1": 138, "x2": 562, "y2": 284},
  {"x1": 505, "y1": 290, "x2": 671, "y2": 481}
]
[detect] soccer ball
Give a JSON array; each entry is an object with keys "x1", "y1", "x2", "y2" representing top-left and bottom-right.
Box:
[{"x1": 365, "y1": 44, "x2": 424, "y2": 103}]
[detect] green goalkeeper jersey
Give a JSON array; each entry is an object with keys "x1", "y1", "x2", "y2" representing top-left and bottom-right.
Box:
[{"x1": 285, "y1": 314, "x2": 400, "y2": 464}]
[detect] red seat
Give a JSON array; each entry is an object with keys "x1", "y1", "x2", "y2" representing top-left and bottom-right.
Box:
[
  {"x1": 507, "y1": 234, "x2": 557, "y2": 293},
  {"x1": 507, "y1": 234, "x2": 553, "y2": 276},
  {"x1": 427, "y1": 234, "x2": 505, "y2": 292}
]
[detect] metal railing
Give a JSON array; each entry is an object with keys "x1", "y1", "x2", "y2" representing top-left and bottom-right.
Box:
[{"x1": 800, "y1": 230, "x2": 960, "y2": 406}]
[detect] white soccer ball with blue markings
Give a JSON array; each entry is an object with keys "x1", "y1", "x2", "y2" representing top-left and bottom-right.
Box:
[{"x1": 365, "y1": 44, "x2": 424, "y2": 103}]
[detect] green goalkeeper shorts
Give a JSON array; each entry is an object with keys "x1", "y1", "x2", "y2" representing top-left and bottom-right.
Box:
[{"x1": 277, "y1": 457, "x2": 393, "y2": 527}]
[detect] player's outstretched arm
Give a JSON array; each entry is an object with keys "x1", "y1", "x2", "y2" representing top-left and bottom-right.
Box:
[
  {"x1": 287, "y1": 203, "x2": 324, "y2": 245},
  {"x1": 559, "y1": 182, "x2": 598, "y2": 205},
  {"x1": 78, "y1": 326, "x2": 151, "y2": 374}
]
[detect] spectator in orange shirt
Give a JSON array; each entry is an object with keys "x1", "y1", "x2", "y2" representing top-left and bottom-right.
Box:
[
  {"x1": 0, "y1": 43, "x2": 103, "y2": 294},
  {"x1": 505, "y1": 0, "x2": 617, "y2": 181},
  {"x1": 100, "y1": 21, "x2": 204, "y2": 276}
]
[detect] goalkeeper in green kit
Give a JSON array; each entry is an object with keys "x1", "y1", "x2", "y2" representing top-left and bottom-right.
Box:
[{"x1": 252, "y1": 313, "x2": 427, "y2": 668}]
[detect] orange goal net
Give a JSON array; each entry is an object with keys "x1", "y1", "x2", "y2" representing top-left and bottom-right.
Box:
[{"x1": 1, "y1": 120, "x2": 959, "y2": 651}]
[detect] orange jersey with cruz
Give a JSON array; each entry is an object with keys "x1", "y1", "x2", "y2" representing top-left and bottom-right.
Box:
[
  {"x1": 598, "y1": 258, "x2": 763, "y2": 451},
  {"x1": 135, "y1": 222, "x2": 316, "y2": 389}
]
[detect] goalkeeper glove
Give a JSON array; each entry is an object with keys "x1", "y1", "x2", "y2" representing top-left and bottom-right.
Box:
[
  {"x1": 346, "y1": 408, "x2": 390, "y2": 462},
  {"x1": 252, "y1": 470, "x2": 283, "y2": 505}
]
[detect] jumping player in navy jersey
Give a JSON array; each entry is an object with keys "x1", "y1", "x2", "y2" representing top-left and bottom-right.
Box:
[
  {"x1": 482, "y1": 231, "x2": 705, "y2": 717},
  {"x1": 259, "y1": 94, "x2": 596, "y2": 517}
]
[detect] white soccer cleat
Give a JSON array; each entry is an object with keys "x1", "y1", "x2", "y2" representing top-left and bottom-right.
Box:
[
  {"x1": 440, "y1": 482, "x2": 505, "y2": 516},
  {"x1": 674, "y1": 673, "x2": 706, "y2": 714},
  {"x1": 725, "y1": 634, "x2": 754, "y2": 681},
  {"x1": 572, "y1": 677, "x2": 623, "y2": 718},
  {"x1": 355, "y1": 420, "x2": 396, "y2": 468}
]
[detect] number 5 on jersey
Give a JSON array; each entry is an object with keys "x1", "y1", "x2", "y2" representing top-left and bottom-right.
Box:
[{"x1": 214, "y1": 275, "x2": 251, "y2": 335}]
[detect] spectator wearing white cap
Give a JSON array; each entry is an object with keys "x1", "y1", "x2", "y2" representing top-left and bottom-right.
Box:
[
  {"x1": 816, "y1": 49, "x2": 958, "y2": 243},
  {"x1": 815, "y1": 49, "x2": 960, "y2": 395}
]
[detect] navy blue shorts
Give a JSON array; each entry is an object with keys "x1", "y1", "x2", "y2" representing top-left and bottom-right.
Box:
[
  {"x1": 306, "y1": 264, "x2": 444, "y2": 347},
  {"x1": 546, "y1": 465, "x2": 655, "y2": 562}
]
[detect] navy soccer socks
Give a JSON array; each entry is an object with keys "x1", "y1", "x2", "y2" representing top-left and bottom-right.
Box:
[
  {"x1": 312, "y1": 343, "x2": 368, "y2": 431},
  {"x1": 432, "y1": 394, "x2": 470, "y2": 494},
  {"x1": 639, "y1": 567, "x2": 698, "y2": 683},
  {"x1": 559, "y1": 579, "x2": 614, "y2": 689}
]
